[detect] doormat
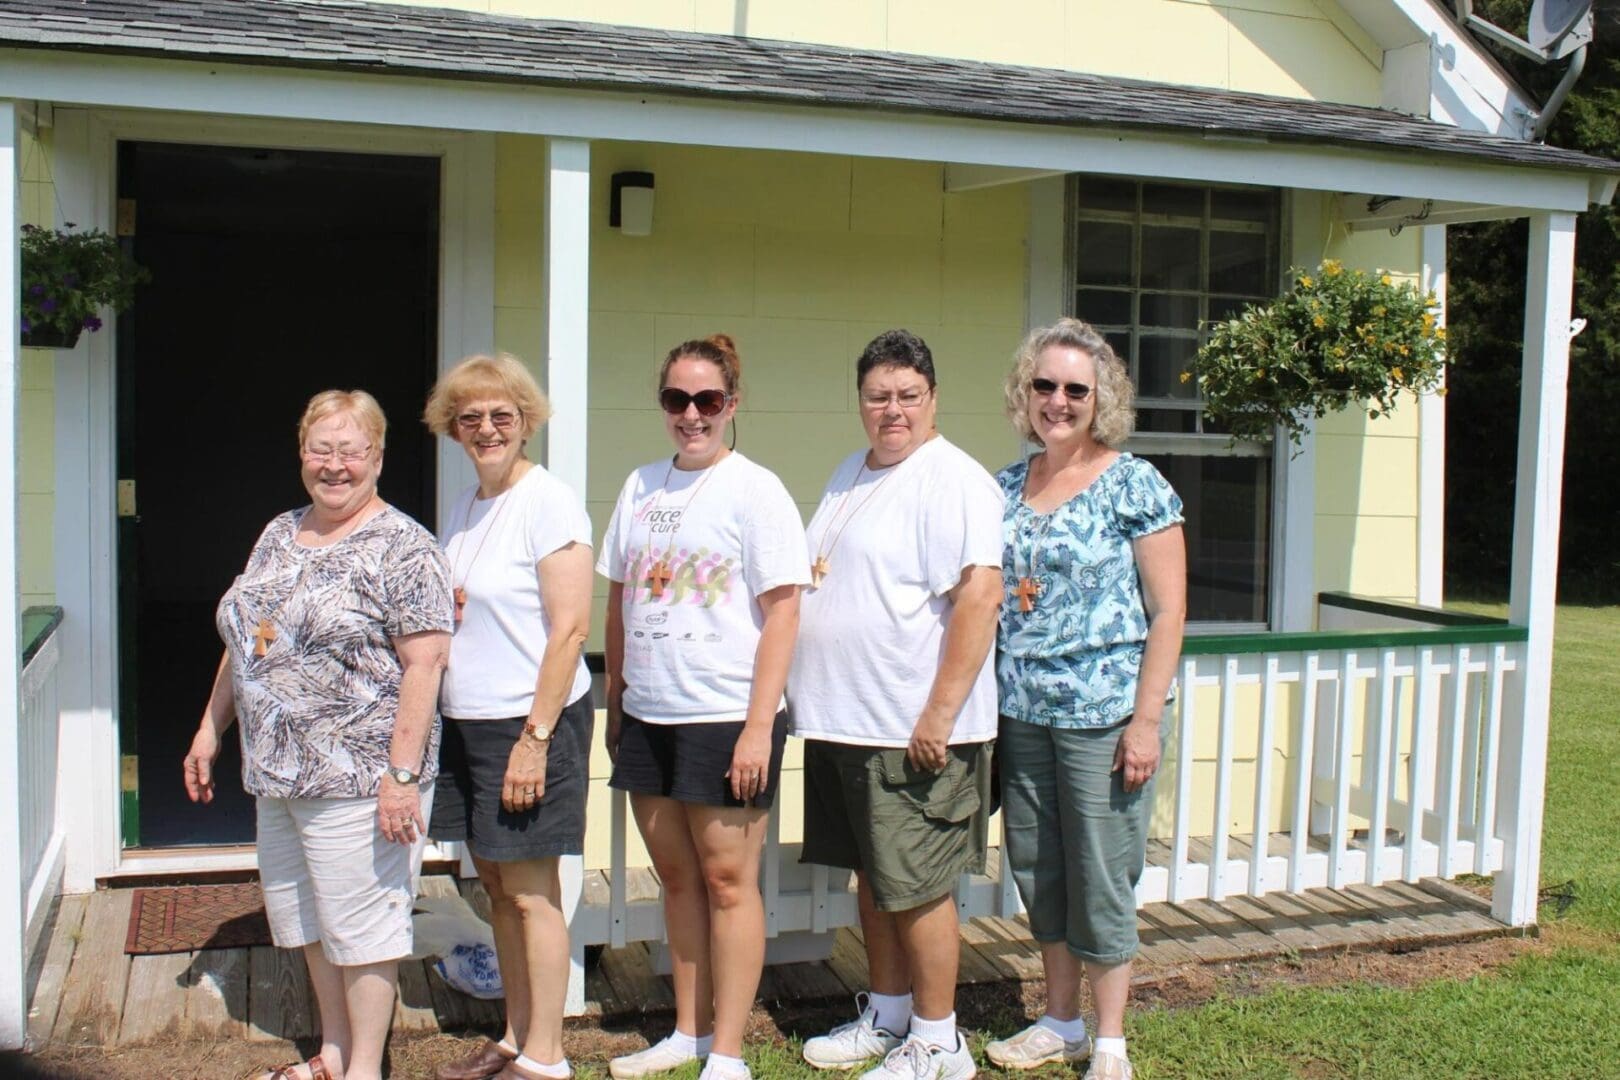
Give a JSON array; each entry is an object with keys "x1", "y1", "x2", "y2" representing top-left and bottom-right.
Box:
[{"x1": 125, "y1": 882, "x2": 273, "y2": 955}]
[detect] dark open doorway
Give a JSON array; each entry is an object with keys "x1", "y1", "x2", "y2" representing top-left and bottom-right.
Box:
[{"x1": 117, "y1": 141, "x2": 441, "y2": 847}]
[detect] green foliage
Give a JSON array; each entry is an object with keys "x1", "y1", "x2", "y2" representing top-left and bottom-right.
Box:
[
  {"x1": 1190, "y1": 261, "x2": 1448, "y2": 447},
  {"x1": 19, "y1": 223, "x2": 149, "y2": 341}
]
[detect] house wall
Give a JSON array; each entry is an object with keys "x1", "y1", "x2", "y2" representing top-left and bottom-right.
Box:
[
  {"x1": 382, "y1": 0, "x2": 1384, "y2": 104},
  {"x1": 19, "y1": 125, "x2": 54, "y2": 611}
]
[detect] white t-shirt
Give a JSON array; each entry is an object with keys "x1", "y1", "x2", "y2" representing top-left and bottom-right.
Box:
[
  {"x1": 439, "y1": 465, "x2": 593, "y2": 719},
  {"x1": 597, "y1": 451, "x2": 810, "y2": 724},
  {"x1": 789, "y1": 435, "x2": 1004, "y2": 748}
]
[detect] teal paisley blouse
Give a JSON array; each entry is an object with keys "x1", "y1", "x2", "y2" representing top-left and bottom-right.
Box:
[{"x1": 995, "y1": 453, "x2": 1184, "y2": 728}]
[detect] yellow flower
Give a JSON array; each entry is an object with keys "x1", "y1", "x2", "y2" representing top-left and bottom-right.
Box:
[
  {"x1": 1437, "y1": 386, "x2": 1449, "y2": 397},
  {"x1": 1299, "y1": 275, "x2": 1314, "y2": 288},
  {"x1": 1323, "y1": 259, "x2": 1343, "y2": 277},
  {"x1": 1398, "y1": 344, "x2": 1410, "y2": 356},
  {"x1": 1333, "y1": 346, "x2": 1347, "y2": 358},
  {"x1": 1422, "y1": 312, "x2": 1436, "y2": 327},
  {"x1": 1179, "y1": 370, "x2": 1192, "y2": 384},
  {"x1": 1373, "y1": 305, "x2": 1387, "y2": 317},
  {"x1": 1313, "y1": 315, "x2": 1326, "y2": 329},
  {"x1": 1255, "y1": 368, "x2": 1266, "y2": 380},
  {"x1": 1436, "y1": 327, "x2": 1448, "y2": 340},
  {"x1": 1392, "y1": 366, "x2": 1405, "y2": 380},
  {"x1": 1380, "y1": 274, "x2": 1392, "y2": 286}
]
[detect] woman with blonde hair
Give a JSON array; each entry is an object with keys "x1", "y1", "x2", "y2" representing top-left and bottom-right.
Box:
[
  {"x1": 424, "y1": 354, "x2": 595, "y2": 1080},
  {"x1": 985, "y1": 319, "x2": 1186, "y2": 1080},
  {"x1": 185, "y1": 390, "x2": 454, "y2": 1080},
  {"x1": 599, "y1": 335, "x2": 808, "y2": 1080}
]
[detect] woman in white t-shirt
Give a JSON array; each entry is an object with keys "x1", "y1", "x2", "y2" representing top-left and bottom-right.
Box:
[
  {"x1": 424, "y1": 355, "x2": 595, "y2": 1080},
  {"x1": 598, "y1": 335, "x2": 809, "y2": 1080}
]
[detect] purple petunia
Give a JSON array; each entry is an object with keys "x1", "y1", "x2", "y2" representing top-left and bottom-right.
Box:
[
  {"x1": 20, "y1": 317, "x2": 31, "y2": 333},
  {"x1": 28, "y1": 283, "x2": 44, "y2": 296},
  {"x1": 82, "y1": 315, "x2": 102, "y2": 331},
  {"x1": 40, "y1": 298, "x2": 57, "y2": 313}
]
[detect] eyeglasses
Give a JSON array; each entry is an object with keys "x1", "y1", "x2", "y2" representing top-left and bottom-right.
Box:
[
  {"x1": 455, "y1": 409, "x2": 521, "y2": 432},
  {"x1": 859, "y1": 389, "x2": 932, "y2": 409},
  {"x1": 1030, "y1": 378, "x2": 1092, "y2": 401},
  {"x1": 303, "y1": 443, "x2": 373, "y2": 464},
  {"x1": 659, "y1": 387, "x2": 732, "y2": 417}
]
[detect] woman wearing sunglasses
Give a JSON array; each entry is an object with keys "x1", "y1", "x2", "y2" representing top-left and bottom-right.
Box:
[
  {"x1": 985, "y1": 319, "x2": 1186, "y2": 1080},
  {"x1": 423, "y1": 354, "x2": 595, "y2": 1080},
  {"x1": 598, "y1": 334, "x2": 809, "y2": 1080}
]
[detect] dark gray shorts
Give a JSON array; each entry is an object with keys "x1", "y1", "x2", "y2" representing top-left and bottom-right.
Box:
[
  {"x1": 430, "y1": 691, "x2": 594, "y2": 862},
  {"x1": 800, "y1": 738, "x2": 992, "y2": 913}
]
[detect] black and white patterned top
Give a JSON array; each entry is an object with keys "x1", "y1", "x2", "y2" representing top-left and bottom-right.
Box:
[{"x1": 216, "y1": 506, "x2": 454, "y2": 799}]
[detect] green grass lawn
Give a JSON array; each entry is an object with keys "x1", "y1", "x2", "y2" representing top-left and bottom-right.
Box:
[{"x1": 690, "y1": 604, "x2": 1620, "y2": 1080}]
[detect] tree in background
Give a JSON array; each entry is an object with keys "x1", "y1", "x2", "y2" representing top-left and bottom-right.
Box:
[{"x1": 1446, "y1": 0, "x2": 1620, "y2": 600}]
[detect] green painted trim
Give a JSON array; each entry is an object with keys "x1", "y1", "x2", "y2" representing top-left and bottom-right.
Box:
[
  {"x1": 1182, "y1": 622, "x2": 1528, "y2": 656},
  {"x1": 1317, "y1": 591, "x2": 1508, "y2": 627},
  {"x1": 22, "y1": 605, "x2": 64, "y2": 667}
]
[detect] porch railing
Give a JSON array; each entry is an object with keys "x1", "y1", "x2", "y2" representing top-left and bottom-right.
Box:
[{"x1": 558, "y1": 595, "x2": 1527, "y2": 1010}]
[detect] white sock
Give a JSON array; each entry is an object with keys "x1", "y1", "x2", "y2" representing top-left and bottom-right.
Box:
[
  {"x1": 513, "y1": 1054, "x2": 570, "y2": 1078},
  {"x1": 869, "y1": 991, "x2": 913, "y2": 1035},
  {"x1": 498, "y1": 1037, "x2": 521, "y2": 1055},
  {"x1": 1095, "y1": 1036, "x2": 1127, "y2": 1061},
  {"x1": 909, "y1": 1012, "x2": 958, "y2": 1051},
  {"x1": 1037, "y1": 1014, "x2": 1088, "y2": 1042},
  {"x1": 700, "y1": 1052, "x2": 750, "y2": 1079},
  {"x1": 664, "y1": 1029, "x2": 711, "y2": 1058}
]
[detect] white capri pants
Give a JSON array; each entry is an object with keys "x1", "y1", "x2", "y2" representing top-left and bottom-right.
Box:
[{"x1": 256, "y1": 786, "x2": 433, "y2": 967}]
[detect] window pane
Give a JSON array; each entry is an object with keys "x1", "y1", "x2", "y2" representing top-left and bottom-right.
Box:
[
  {"x1": 1075, "y1": 288, "x2": 1132, "y2": 327},
  {"x1": 1209, "y1": 230, "x2": 1270, "y2": 295},
  {"x1": 1137, "y1": 334, "x2": 1198, "y2": 399},
  {"x1": 1140, "y1": 453, "x2": 1271, "y2": 623},
  {"x1": 1075, "y1": 221, "x2": 1133, "y2": 285},
  {"x1": 1076, "y1": 178, "x2": 1137, "y2": 213},
  {"x1": 1140, "y1": 292, "x2": 1199, "y2": 330},
  {"x1": 1142, "y1": 183, "x2": 1204, "y2": 219},
  {"x1": 1208, "y1": 294, "x2": 1261, "y2": 322},
  {"x1": 1141, "y1": 226, "x2": 1199, "y2": 290},
  {"x1": 1105, "y1": 331, "x2": 1133, "y2": 367},
  {"x1": 1137, "y1": 408, "x2": 1199, "y2": 434},
  {"x1": 1211, "y1": 187, "x2": 1276, "y2": 225}
]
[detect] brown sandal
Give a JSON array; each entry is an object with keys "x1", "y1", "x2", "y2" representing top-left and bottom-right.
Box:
[{"x1": 266, "y1": 1055, "x2": 332, "y2": 1080}]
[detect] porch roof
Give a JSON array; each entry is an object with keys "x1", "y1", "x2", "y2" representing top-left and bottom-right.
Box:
[{"x1": 3, "y1": 0, "x2": 1618, "y2": 181}]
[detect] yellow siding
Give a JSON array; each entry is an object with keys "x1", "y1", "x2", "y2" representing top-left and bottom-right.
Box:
[
  {"x1": 383, "y1": 0, "x2": 1382, "y2": 103},
  {"x1": 20, "y1": 126, "x2": 55, "y2": 610}
]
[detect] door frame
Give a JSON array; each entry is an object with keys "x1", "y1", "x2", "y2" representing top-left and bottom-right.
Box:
[{"x1": 52, "y1": 108, "x2": 494, "y2": 886}]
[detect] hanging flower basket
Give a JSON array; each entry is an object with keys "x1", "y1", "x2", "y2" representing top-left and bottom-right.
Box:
[
  {"x1": 1188, "y1": 260, "x2": 1449, "y2": 449},
  {"x1": 19, "y1": 223, "x2": 149, "y2": 349}
]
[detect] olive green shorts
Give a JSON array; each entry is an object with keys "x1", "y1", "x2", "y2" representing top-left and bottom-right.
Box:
[{"x1": 800, "y1": 739, "x2": 993, "y2": 913}]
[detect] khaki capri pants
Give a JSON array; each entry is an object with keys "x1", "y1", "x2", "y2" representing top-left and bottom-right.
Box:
[{"x1": 998, "y1": 716, "x2": 1160, "y2": 966}]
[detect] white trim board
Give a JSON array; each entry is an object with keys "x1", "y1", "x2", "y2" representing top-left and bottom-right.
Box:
[
  {"x1": 49, "y1": 109, "x2": 493, "y2": 885},
  {"x1": 0, "y1": 49, "x2": 1604, "y2": 213}
]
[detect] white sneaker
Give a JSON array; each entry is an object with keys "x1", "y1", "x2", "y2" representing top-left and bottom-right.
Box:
[
  {"x1": 802, "y1": 994, "x2": 905, "y2": 1070},
  {"x1": 985, "y1": 1022, "x2": 1092, "y2": 1070},
  {"x1": 1082, "y1": 1051, "x2": 1133, "y2": 1080},
  {"x1": 609, "y1": 1035, "x2": 702, "y2": 1078},
  {"x1": 698, "y1": 1059, "x2": 751, "y2": 1080},
  {"x1": 859, "y1": 1034, "x2": 976, "y2": 1080}
]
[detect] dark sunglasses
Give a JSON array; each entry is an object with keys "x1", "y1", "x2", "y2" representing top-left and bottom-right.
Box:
[
  {"x1": 1030, "y1": 377, "x2": 1093, "y2": 401},
  {"x1": 659, "y1": 387, "x2": 732, "y2": 417}
]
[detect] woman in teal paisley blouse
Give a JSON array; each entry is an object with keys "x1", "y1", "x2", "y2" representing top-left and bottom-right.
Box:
[{"x1": 984, "y1": 319, "x2": 1186, "y2": 1080}]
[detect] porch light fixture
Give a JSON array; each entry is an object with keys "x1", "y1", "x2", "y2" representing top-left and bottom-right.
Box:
[{"x1": 610, "y1": 171, "x2": 655, "y2": 236}]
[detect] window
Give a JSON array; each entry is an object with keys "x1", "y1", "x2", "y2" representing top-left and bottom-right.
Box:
[{"x1": 1069, "y1": 177, "x2": 1281, "y2": 625}]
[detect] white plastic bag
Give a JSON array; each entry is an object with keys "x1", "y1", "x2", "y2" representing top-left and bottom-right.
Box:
[{"x1": 410, "y1": 892, "x2": 504, "y2": 999}]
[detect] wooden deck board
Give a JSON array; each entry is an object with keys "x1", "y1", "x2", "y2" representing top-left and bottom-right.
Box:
[
  {"x1": 247, "y1": 944, "x2": 315, "y2": 1043},
  {"x1": 39, "y1": 858, "x2": 1521, "y2": 1042},
  {"x1": 118, "y1": 950, "x2": 194, "y2": 1045},
  {"x1": 53, "y1": 889, "x2": 133, "y2": 1046},
  {"x1": 186, "y1": 946, "x2": 249, "y2": 1040},
  {"x1": 27, "y1": 892, "x2": 86, "y2": 1049}
]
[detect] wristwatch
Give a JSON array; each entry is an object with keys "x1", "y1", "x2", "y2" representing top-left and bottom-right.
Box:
[
  {"x1": 387, "y1": 766, "x2": 421, "y2": 785},
  {"x1": 521, "y1": 724, "x2": 554, "y2": 745}
]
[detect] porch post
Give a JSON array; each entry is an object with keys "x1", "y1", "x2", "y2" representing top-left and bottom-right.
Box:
[
  {"x1": 542, "y1": 135, "x2": 590, "y2": 1014},
  {"x1": 1494, "y1": 211, "x2": 1576, "y2": 927},
  {"x1": 0, "y1": 98, "x2": 26, "y2": 1049}
]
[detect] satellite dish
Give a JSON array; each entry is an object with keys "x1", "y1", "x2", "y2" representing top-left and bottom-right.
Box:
[{"x1": 1529, "y1": 0, "x2": 1594, "y2": 59}]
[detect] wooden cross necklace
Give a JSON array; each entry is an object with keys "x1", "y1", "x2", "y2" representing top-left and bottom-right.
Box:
[
  {"x1": 449, "y1": 481, "x2": 518, "y2": 625},
  {"x1": 1011, "y1": 505, "x2": 1056, "y2": 614},
  {"x1": 809, "y1": 457, "x2": 902, "y2": 588},
  {"x1": 253, "y1": 503, "x2": 375, "y2": 655},
  {"x1": 640, "y1": 454, "x2": 723, "y2": 600}
]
